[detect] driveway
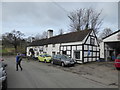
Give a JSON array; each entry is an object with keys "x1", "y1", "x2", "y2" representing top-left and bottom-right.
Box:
[{"x1": 3, "y1": 56, "x2": 119, "y2": 88}]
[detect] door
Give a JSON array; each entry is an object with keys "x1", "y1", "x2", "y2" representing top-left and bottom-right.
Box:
[
  {"x1": 62, "y1": 51, "x2": 67, "y2": 55},
  {"x1": 74, "y1": 51, "x2": 80, "y2": 60}
]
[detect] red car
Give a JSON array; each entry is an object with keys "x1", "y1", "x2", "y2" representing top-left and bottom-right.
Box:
[{"x1": 114, "y1": 54, "x2": 120, "y2": 70}]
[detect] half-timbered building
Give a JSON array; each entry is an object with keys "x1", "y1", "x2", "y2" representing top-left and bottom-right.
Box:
[{"x1": 27, "y1": 29, "x2": 100, "y2": 63}]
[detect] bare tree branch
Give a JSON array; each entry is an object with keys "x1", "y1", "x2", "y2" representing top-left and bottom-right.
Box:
[{"x1": 68, "y1": 7, "x2": 103, "y2": 34}]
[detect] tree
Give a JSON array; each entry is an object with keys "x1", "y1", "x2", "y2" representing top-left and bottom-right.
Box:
[
  {"x1": 58, "y1": 29, "x2": 64, "y2": 35},
  {"x1": 34, "y1": 31, "x2": 47, "y2": 40},
  {"x1": 2, "y1": 30, "x2": 24, "y2": 53},
  {"x1": 68, "y1": 8, "x2": 103, "y2": 34},
  {"x1": 40, "y1": 31, "x2": 47, "y2": 39},
  {"x1": 99, "y1": 28, "x2": 113, "y2": 39}
]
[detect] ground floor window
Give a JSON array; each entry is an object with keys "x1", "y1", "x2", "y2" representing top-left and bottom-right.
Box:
[
  {"x1": 62, "y1": 51, "x2": 67, "y2": 55},
  {"x1": 57, "y1": 52, "x2": 60, "y2": 54},
  {"x1": 52, "y1": 52, "x2": 56, "y2": 56},
  {"x1": 29, "y1": 48, "x2": 35, "y2": 56},
  {"x1": 37, "y1": 52, "x2": 39, "y2": 56},
  {"x1": 74, "y1": 51, "x2": 80, "y2": 59}
]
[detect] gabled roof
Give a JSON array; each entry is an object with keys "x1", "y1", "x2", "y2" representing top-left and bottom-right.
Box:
[
  {"x1": 102, "y1": 30, "x2": 120, "y2": 40},
  {"x1": 29, "y1": 29, "x2": 92, "y2": 46}
]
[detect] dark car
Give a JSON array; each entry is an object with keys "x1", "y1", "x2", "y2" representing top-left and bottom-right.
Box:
[
  {"x1": 51, "y1": 54, "x2": 75, "y2": 67},
  {"x1": 114, "y1": 54, "x2": 120, "y2": 70},
  {"x1": 0, "y1": 57, "x2": 7, "y2": 90}
]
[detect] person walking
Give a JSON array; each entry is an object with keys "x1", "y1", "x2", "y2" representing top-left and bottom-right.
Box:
[{"x1": 16, "y1": 53, "x2": 23, "y2": 71}]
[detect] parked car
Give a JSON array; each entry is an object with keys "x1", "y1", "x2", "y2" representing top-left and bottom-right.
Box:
[
  {"x1": 0, "y1": 57, "x2": 7, "y2": 90},
  {"x1": 51, "y1": 54, "x2": 75, "y2": 67},
  {"x1": 114, "y1": 54, "x2": 120, "y2": 70},
  {"x1": 38, "y1": 54, "x2": 52, "y2": 63}
]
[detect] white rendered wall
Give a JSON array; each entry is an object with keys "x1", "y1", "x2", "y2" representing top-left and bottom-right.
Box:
[{"x1": 100, "y1": 42, "x2": 105, "y2": 59}]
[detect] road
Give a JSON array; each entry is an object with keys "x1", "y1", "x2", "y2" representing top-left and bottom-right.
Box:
[{"x1": 4, "y1": 56, "x2": 118, "y2": 88}]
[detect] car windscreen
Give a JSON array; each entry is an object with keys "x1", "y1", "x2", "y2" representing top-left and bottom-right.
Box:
[
  {"x1": 61, "y1": 55, "x2": 71, "y2": 60},
  {"x1": 44, "y1": 54, "x2": 51, "y2": 57}
]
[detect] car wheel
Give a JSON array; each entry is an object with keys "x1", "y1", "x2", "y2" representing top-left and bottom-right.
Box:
[
  {"x1": 44, "y1": 60, "x2": 47, "y2": 63},
  {"x1": 51, "y1": 61, "x2": 54, "y2": 64},
  {"x1": 2, "y1": 78, "x2": 7, "y2": 90},
  {"x1": 72, "y1": 64, "x2": 75, "y2": 67},
  {"x1": 61, "y1": 62, "x2": 65, "y2": 67}
]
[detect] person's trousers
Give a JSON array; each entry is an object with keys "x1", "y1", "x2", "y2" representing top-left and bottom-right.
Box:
[{"x1": 16, "y1": 62, "x2": 23, "y2": 71}]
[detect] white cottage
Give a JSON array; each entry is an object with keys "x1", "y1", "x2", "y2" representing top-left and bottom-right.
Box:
[
  {"x1": 27, "y1": 29, "x2": 100, "y2": 63},
  {"x1": 100, "y1": 30, "x2": 120, "y2": 61}
]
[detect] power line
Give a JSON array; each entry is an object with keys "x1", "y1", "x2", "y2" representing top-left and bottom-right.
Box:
[{"x1": 51, "y1": 0, "x2": 69, "y2": 14}]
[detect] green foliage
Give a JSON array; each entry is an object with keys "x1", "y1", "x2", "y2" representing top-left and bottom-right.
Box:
[
  {"x1": 2, "y1": 48, "x2": 16, "y2": 56},
  {"x1": 2, "y1": 46, "x2": 26, "y2": 56}
]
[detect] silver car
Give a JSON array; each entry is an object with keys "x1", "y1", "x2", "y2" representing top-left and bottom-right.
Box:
[
  {"x1": 0, "y1": 57, "x2": 7, "y2": 90},
  {"x1": 51, "y1": 54, "x2": 75, "y2": 67}
]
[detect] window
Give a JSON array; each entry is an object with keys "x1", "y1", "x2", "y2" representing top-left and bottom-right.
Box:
[
  {"x1": 46, "y1": 45, "x2": 48, "y2": 47},
  {"x1": 74, "y1": 51, "x2": 80, "y2": 59},
  {"x1": 37, "y1": 52, "x2": 39, "y2": 56},
  {"x1": 52, "y1": 52, "x2": 56, "y2": 56},
  {"x1": 53, "y1": 44, "x2": 55, "y2": 47},
  {"x1": 34, "y1": 48, "x2": 37, "y2": 51},
  {"x1": 43, "y1": 52, "x2": 46, "y2": 54},
  {"x1": 57, "y1": 52, "x2": 60, "y2": 54},
  {"x1": 62, "y1": 51, "x2": 67, "y2": 55},
  {"x1": 90, "y1": 37, "x2": 95, "y2": 45}
]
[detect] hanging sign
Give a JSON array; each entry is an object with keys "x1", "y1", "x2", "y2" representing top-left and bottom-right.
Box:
[{"x1": 88, "y1": 50, "x2": 90, "y2": 56}]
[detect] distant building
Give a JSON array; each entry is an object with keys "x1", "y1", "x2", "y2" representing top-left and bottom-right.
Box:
[
  {"x1": 27, "y1": 29, "x2": 100, "y2": 63},
  {"x1": 100, "y1": 30, "x2": 120, "y2": 61}
]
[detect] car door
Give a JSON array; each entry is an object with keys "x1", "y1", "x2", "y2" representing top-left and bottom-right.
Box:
[
  {"x1": 39, "y1": 55, "x2": 44, "y2": 61},
  {"x1": 53, "y1": 55, "x2": 60, "y2": 64},
  {"x1": 56, "y1": 55, "x2": 62, "y2": 65},
  {"x1": 52, "y1": 55, "x2": 58, "y2": 64}
]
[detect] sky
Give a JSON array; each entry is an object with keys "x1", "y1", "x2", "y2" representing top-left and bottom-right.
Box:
[{"x1": 1, "y1": 0, "x2": 119, "y2": 38}]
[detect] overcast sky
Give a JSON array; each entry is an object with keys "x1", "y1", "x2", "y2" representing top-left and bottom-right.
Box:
[{"x1": 1, "y1": 0, "x2": 119, "y2": 37}]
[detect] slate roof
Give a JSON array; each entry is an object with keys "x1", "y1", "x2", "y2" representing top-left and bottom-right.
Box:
[{"x1": 28, "y1": 29, "x2": 92, "y2": 46}]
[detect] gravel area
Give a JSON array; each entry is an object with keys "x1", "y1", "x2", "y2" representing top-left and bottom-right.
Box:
[{"x1": 46, "y1": 61, "x2": 119, "y2": 87}]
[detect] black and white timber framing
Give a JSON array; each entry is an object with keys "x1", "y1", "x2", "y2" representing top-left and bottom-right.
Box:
[{"x1": 27, "y1": 29, "x2": 100, "y2": 63}]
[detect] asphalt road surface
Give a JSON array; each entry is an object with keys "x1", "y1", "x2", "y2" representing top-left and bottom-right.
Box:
[{"x1": 4, "y1": 56, "x2": 118, "y2": 88}]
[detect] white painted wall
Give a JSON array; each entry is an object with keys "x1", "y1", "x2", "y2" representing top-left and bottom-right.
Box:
[
  {"x1": 27, "y1": 46, "x2": 44, "y2": 57},
  {"x1": 61, "y1": 41, "x2": 82, "y2": 46},
  {"x1": 45, "y1": 44, "x2": 60, "y2": 56},
  {"x1": 100, "y1": 42, "x2": 104, "y2": 58},
  {"x1": 27, "y1": 47, "x2": 32, "y2": 56}
]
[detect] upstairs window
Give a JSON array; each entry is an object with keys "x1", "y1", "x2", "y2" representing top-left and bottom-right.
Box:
[
  {"x1": 90, "y1": 37, "x2": 95, "y2": 45},
  {"x1": 46, "y1": 45, "x2": 48, "y2": 48},
  {"x1": 53, "y1": 44, "x2": 55, "y2": 47}
]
